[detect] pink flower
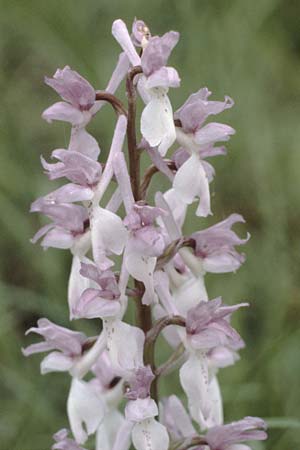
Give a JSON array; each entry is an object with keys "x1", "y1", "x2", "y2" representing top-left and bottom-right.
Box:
[
  {"x1": 173, "y1": 88, "x2": 235, "y2": 217},
  {"x1": 30, "y1": 203, "x2": 89, "y2": 250},
  {"x1": 205, "y1": 416, "x2": 267, "y2": 450},
  {"x1": 70, "y1": 262, "x2": 121, "y2": 319},
  {"x1": 42, "y1": 66, "x2": 100, "y2": 160},
  {"x1": 186, "y1": 297, "x2": 248, "y2": 351},
  {"x1": 191, "y1": 214, "x2": 250, "y2": 273},
  {"x1": 22, "y1": 318, "x2": 87, "y2": 374}
]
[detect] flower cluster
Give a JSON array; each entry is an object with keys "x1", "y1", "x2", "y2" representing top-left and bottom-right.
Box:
[{"x1": 24, "y1": 18, "x2": 267, "y2": 450}]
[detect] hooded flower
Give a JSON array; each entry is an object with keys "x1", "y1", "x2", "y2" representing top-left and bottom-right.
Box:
[
  {"x1": 191, "y1": 214, "x2": 250, "y2": 273},
  {"x1": 70, "y1": 262, "x2": 121, "y2": 319},
  {"x1": 186, "y1": 297, "x2": 248, "y2": 351},
  {"x1": 41, "y1": 149, "x2": 102, "y2": 187},
  {"x1": 30, "y1": 149, "x2": 101, "y2": 212},
  {"x1": 42, "y1": 66, "x2": 100, "y2": 160},
  {"x1": 124, "y1": 367, "x2": 169, "y2": 450},
  {"x1": 22, "y1": 318, "x2": 87, "y2": 374},
  {"x1": 113, "y1": 152, "x2": 166, "y2": 305},
  {"x1": 30, "y1": 203, "x2": 89, "y2": 250},
  {"x1": 204, "y1": 416, "x2": 267, "y2": 450},
  {"x1": 140, "y1": 31, "x2": 180, "y2": 156},
  {"x1": 124, "y1": 202, "x2": 166, "y2": 257},
  {"x1": 125, "y1": 365, "x2": 155, "y2": 400},
  {"x1": 112, "y1": 19, "x2": 180, "y2": 156},
  {"x1": 124, "y1": 202, "x2": 166, "y2": 305},
  {"x1": 173, "y1": 88, "x2": 235, "y2": 216},
  {"x1": 179, "y1": 298, "x2": 247, "y2": 430}
]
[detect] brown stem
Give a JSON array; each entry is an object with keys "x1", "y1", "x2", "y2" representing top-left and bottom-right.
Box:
[
  {"x1": 155, "y1": 237, "x2": 195, "y2": 271},
  {"x1": 126, "y1": 68, "x2": 142, "y2": 200},
  {"x1": 140, "y1": 160, "x2": 177, "y2": 200},
  {"x1": 95, "y1": 91, "x2": 127, "y2": 116},
  {"x1": 155, "y1": 343, "x2": 186, "y2": 377},
  {"x1": 125, "y1": 67, "x2": 157, "y2": 396},
  {"x1": 145, "y1": 315, "x2": 186, "y2": 349},
  {"x1": 144, "y1": 315, "x2": 185, "y2": 400}
]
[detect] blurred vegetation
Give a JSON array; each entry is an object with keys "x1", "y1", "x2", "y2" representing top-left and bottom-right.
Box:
[{"x1": 1, "y1": 0, "x2": 300, "y2": 448}]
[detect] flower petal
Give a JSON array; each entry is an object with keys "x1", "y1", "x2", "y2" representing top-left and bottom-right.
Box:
[
  {"x1": 173, "y1": 153, "x2": 211, "y2": 217},
  {"x1": 105, "y1": 319, "x2": 145, "y2": 378},
  {"x1": 141, "y1": 31, "x2": 179, "y2": 75},
  {"x1": 195, "y1": 122, "x2": 235, "y2": 146},
  {"x1": 67, "y1": 378, "x2": 105, "y2": 444},
  {"x1": 146, "y1": 67, "x2": 180, "y2": 89},
  {"x1": 73, "y1": 289, "x2": 121, "y2": 319},
  {"x1": 91, "y1": 207, "x2": 128, "y2": 269},
  {"x1": 68, "y1": 256, "x2": 93, "y2": 320},
  {"x1": 69, "y1": 127, "x2": 100, "y2": 160},
  {"x1": 131, "y1": 418, "x2": 169, "y2": 450},
  {"x1": 125, "y1": 251, "x2": 157, "y2": 305},
  {"x1": 96, "y1": 410, "x2": 129, "y2": 450},
  {"x1": 42, "y1": 102, "x2": 84, "y2": 125},
  {"x1": 125, "y1": 398, "x2": 158, "y2": 422},
  {"x1": 141, "y1": 92, "x2": 176, "y2": 156},
  {"x1": 41, "y1": 351, "x2": 74, "y2": 374},
  {"x1": 45, "y1": 66, "x2": 95, "y2": 109},
  {"x1": 179, "y1": 353, "x2": 211, "y2": 429},
  {"x1": 160, "y1": 395, "x2": 196, "y2": 440},
  {"x1": 112, "y1": 19, "x2": 141, "y2": 67}
]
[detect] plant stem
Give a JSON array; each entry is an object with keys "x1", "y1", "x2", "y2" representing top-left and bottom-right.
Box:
[
  {"x1": 95, "y1": 91, "x2": 127, "y2": 116},
  {"x1": 140, "y1": 160, "x2": 176, "y2": 199},
  {"x1": 155, "y1": 343, "x2": 186, "y2": 377},
  {"x1": 145, "y1": 315, "x2": 186, "y2": 349},
  {"x1": 126, "y1": 68, "x2": 142, "y2": 200},
  {"x1": 125, "y1": 67, "x2": 157, "y2": 396}
]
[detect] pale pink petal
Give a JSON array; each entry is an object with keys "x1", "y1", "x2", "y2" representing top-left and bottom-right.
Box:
[
  {"x1": 125, "y1": 398, "x2": 158, "y2": 422},
  {"x1": 42, "y1": 102, "x2": 84, "y2": 125},
  {"x1": 67, "y1": 378, "x2": 105, "y2": 444},
  {"x1": 195, "y1": 122, "x2": 235, "y2": 146},
  {"x1": 91, "y1": 207, "x2": 128, "y2": 268},
  {"x1": 125, "y1": 251, "x2": 157, "y2": 305},
  {"x1": 132, "y1": 418, "x2": 169, "y2": 450},
  {"x1": 45, "y1": 66, "x2": 95, "y2": 109},
  {"x1": 146, "y1": 67, "x2": 180, "y2": 89},
  {"x1": 141, "y1": 92, "x2": 176, "y2": 156},
  {"x1": 41, "y1": 227, "x2": 75, "y2": 249},
  {"x1": 160, "y1": 395, "x2": 196, "y2": 440},
  {"x1": 69, "y1": 127, "x2": 100, "y2": 160},
  {"x1": 112, "y1": 20, "x2": 141, "y2": 67},
  {"x1": 41, "y1": 351, "x2": 74, "y2": 374},
  {"x1": 179, "y1": 353, "x2": 211, "y2": 429},
  {"x1": 113, "y1": 153, "x2": 135, "y2": 214}
]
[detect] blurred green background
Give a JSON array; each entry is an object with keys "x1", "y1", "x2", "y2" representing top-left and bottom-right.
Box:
[{"x1": 1, "y1": 0, "x2": 300, "y2": 448}]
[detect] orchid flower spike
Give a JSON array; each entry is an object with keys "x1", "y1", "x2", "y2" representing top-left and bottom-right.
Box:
[{"x1": 25, "y1": 17, "x2": 267, "y2": 450}]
